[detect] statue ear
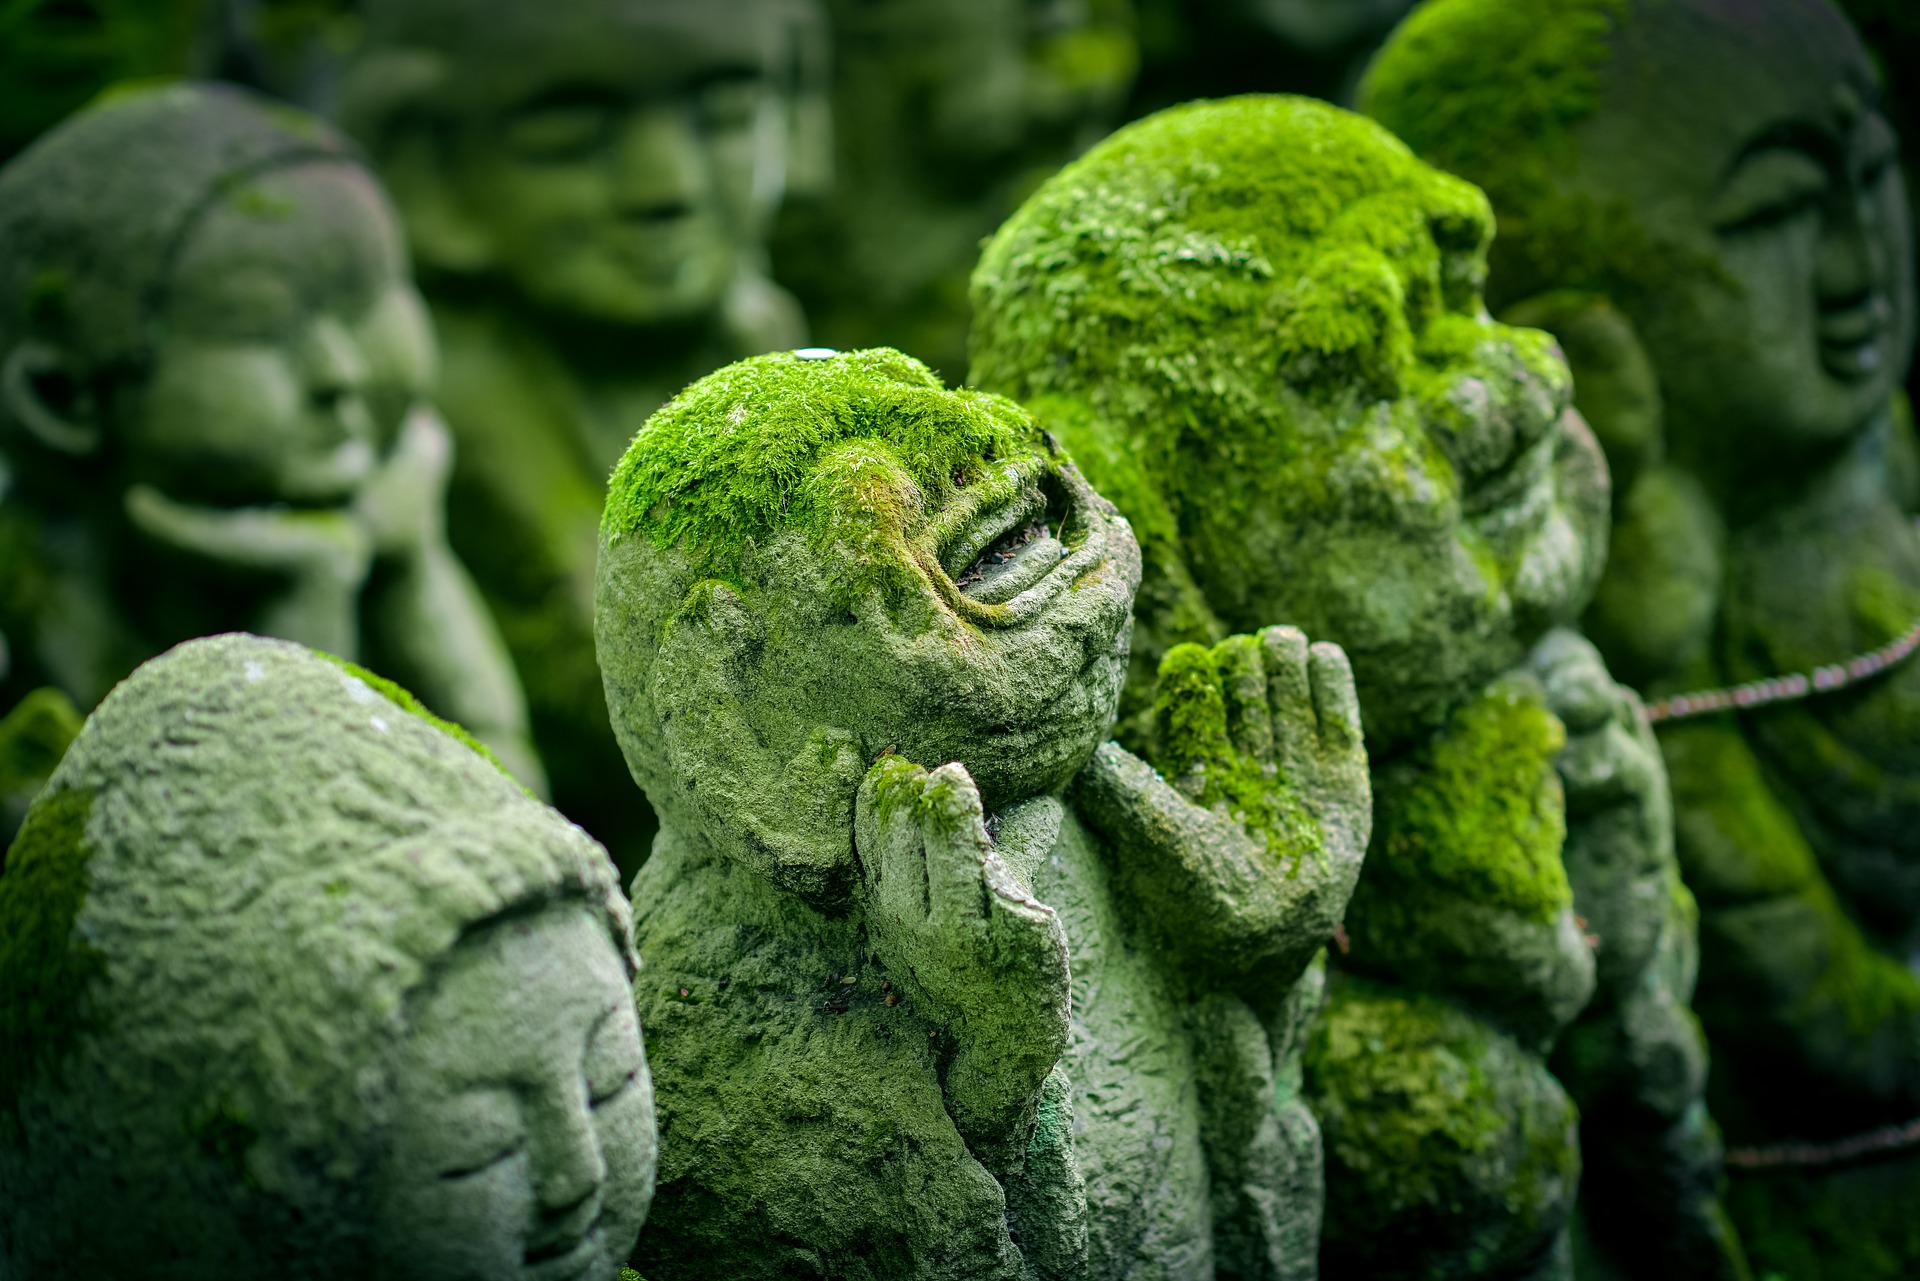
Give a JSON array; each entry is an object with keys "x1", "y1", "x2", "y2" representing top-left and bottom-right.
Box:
[
  {"x1": 1501, "y1": 291, "x2": 1663, "y2": 499},
  {"x1": 1, "y1": 341, "x2": 101, "y2": 456},
  {"x1": 649, "y1": 580, "x2": 865, "y2": 908}
]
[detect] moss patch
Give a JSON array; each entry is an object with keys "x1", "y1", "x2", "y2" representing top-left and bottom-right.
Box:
[
  {"x1": 603, "y1": 347, "x2": 1046, "y2": 604},
  {"x1": 0, "y1": 785, "x2": 101, "y2": 1126},
  {"x1": 1368, "y1": 677, "x2": 1572, "y2": 923},
  {"x1": 313, "y1": 651, "x2": 512, "y2": 781},
  {"x1": 0, "y1": 687, "x2": 83, "y2": 830}
]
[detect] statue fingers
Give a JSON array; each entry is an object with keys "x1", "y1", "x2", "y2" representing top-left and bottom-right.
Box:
[
  {"x1": 1212, "y1": 633, "x2": 1276, "y2": 769},
  {"x1": 1308, "y1": 641, "x2": 1363, "y2": 758},
  {"x1": 1261, "y1": 625, "x2": 1317, "y2": 774}
]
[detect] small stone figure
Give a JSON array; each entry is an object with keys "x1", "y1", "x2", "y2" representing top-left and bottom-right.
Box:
[
  {"x1": 971, "y1": 96, "x2": 1678, "y2": 1281},
  {"x1": 339, "y1": 0, "x2": 825, "y2": 872},
  {"x1": 1364, "y1": 1, "x2": 1917, "y2": 1274},
  {"x1": 769, "y1": 0, "x2": 1138, "y2": 381},
  {"x1": 595, "y1": 348, "x2": 1369, "y2": 1278},
  {"x1": 0, "y1": 81, "x2": 544, "y2": 800},
  {"x1": 0, "y1": 633, "x2": 654, "y2": 1278}
]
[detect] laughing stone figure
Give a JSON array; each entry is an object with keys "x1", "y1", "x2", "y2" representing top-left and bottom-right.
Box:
[
  {"x1": 0, "y1": 81, "x2": 543, "y2": 799},
  {"x1": 0, "y1": 633, "x2": 654, "y2": 1279},
  {"x1": 1365, "y1": 1, "x2": 1920, "y2": 1274},
  {"x1": 971, "y1": 95, "x2": 1689, "y2": 1281},
  {"x1": 595, "y1": 348, "x2": 1370, "y2": 1278}
]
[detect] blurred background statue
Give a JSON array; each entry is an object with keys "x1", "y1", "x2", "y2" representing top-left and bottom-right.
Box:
[
  {"x1": 768, "y1": 0, "x2": 1137, "y2": 382},
  {"x1": 1365, "y1": 0, "x2": 1920, "y2": 1276},
  {"x1": 0, "y1": 634, "x2": 653, "y2": 1278},
  {"x1": 972, "y1": 94, "x2": 1720, "y2": 1281},
  {"x1": 338, "y1": 0, "x2": 826, "y2": 875},
  {"x1": 1127, "y1": 0, "x2": 1416, "y2": 116},
  {"x1": 0, "y1": 81, "x2": 544, "y2": 840}
]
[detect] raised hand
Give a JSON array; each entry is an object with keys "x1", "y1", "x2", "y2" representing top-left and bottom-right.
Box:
[
  {"x1": 1073, "y1": 625, "x2": 1370, "y2": 984},
  {"x1": 856, "y1": 756, "x2": 1071, "y2": 1163}
]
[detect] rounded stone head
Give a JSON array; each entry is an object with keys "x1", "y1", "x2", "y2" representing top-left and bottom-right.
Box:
[
  {"x1": 341, "y1": 0, "x2": 822, "y2": 328},
  {"x1": 1362, "y1": 0, "x2": 1915, "y2": 481},
  {"x1": 0, "y1": 634, "x2": 653, "y2": 1279},
  {"x1": 0, "y1": 81, "x2": 435, "y2": 508},
  {"x1": 595, "y1": 347, "x2": 1141, "y2": 902},
  {"x1": 970, "y1": 96, "x2": 1608, "y2": 750}
]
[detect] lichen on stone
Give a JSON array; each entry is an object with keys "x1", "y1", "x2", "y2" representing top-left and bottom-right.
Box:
[{"x1": 312, "y1": 650, "x2": 512, "y2": 782}]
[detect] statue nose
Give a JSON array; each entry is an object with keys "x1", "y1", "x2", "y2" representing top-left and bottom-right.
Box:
[
  {"x1": 300, "y1": 317, "x2": 373, "y2": 444},
  {"x1": 528, "y1": 1084, "x2": 607, "y2": 1222},
  {"x1": 611, "y1": 105, "x2": 709, "y2": 220}
]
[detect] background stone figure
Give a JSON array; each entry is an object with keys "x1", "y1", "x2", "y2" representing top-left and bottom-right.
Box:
[
  {"x1": 595, "y1": 348, "x2": 1369, "y2": 1278},
  {"x1": 768, "y1": 0, "x2": 1138, "y2": 383},
  {"x1": 970, "y1": 95, "x2": 1697, "y2": 1281},
  {"x1": 1363, "y1": 1, "x2": 1919, "y2": 1275},
  {"x1": 0, "y1": 81, "x2": 544, "y2": 823},
  {"x1": 339, "y1": 0, "x2": 824, "y2": 875},
  {"x1": 0, "y1": 633, "x2": 653, "y2": 1278}
]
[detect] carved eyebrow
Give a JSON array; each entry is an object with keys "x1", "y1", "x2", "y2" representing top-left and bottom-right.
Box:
[{"x1": 1721, "y1": 122, "x2": 1841, "y2": 185}]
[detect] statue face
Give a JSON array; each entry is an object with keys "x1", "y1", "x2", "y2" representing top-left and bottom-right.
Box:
[
  {"x1": 418, "y1": 0, "x2": 779, "y2": 326},
  {"x1": 752, "y1": 451, "x2": 1140, "y2": 810},
  {"x1": 375, "y1": 904, "x2": 653, "y2": 1281},
  {"x1": 1571, "y1": 0, "x2": 1914, "y2": 466},
  {"x1": 125, "y1": 162, "x2": 434, "y2": 507},
  {"x1": 1180, "y1": 223, "x2": 1608, "y2": 748}
]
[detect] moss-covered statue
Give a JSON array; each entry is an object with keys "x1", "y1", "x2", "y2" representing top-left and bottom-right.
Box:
[
  {"x1": 0, "y1": 81, "x2": 544, "y2": 823},
  {"x1": 595, "y1": 347, "x2": 1370, "y2": 1278},
  {"x1": 0, "y1": 633, "x2": 654, "y2": 1277},
  {"x1": 338, "y1": 0, "x2": 825, "y2": 873},
  {"x1": 969, "y1": 95, "x2": 1719, "y2": 1281},
  {"x1": 1364, "y1": 2, "x2": 1919, "y2": 1275},
  {"x1": 767, "y1": 0, "x2": 1137, "y2": 382}
]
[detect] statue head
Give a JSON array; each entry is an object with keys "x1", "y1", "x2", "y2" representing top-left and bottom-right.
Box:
[
  {"x1": 970, "y1": 96, "x2": 1608, "y2": 751},
  {"x1": 1361, "y1": 0, "x2": 1915, "y2": 487},
  {"x1": 595, "y1": 347, "x2": 1140, "y2": 903},
  {"x1": 0, "y1": 634, "x2": 653, "y2": 1278},
  {"x1": 0, "y1": 81, "x2": 434, "y2": 509},
  {"x1": 340, "y1": 0, "x2": 824, "y2": 330}
]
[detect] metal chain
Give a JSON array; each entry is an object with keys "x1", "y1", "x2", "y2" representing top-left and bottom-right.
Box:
[
  {"x1": 1645, "y1": 614, "x2": 1920, "y2": 724},
  {"x1": 1726, "y1": 1116, "x2": 1920, "y2": 1172}
]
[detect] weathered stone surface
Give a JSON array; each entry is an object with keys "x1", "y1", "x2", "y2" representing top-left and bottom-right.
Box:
[
  {"x1": 971, "y1": 94, "x2": 1620, "y2": 1280},
  {"x1": 0, "y1": 81, "x2": 542, "y2": 795},
  {"x1": 596, "y1": 347, "x2": 1368, "y2": 1278},
  {"x1": 0, "y1": 633, "x2": 651, "y2": 1278},
  {"x1": 1366, "y1": 1, "x2": 1916, "y2": 1273}
]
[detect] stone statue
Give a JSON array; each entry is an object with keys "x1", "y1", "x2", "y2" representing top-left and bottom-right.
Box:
[
  {"x1": 0, "y1": 633, "x2": 654, "y2": 1278},
  {"x1": 970, "y1": 95, "x2": 1702, "y2": 1281},
  {"x1": 595, "y1": 347, "x2": 1370, "y2": 1277},
  {"x1": 0, "y1": 81, "x2": 544, "y2": 802},
  {"x1": 1364, "y1": 1, "x2": 1918, "y2": 1274},
  {"x1": 768, "y1": 0, "x2": 1138, "y2": 382},
  {"x1": 338, "y1": 0, "x2": 824, "y2": 873}
]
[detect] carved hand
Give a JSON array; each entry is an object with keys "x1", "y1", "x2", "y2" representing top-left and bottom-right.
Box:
[
  {"x1": 1074, "y1": 625, "x2": 1370, "y2": 984},
  {"x1": 855, "y1": 756, "x2": 1071, "y2": 1162},
  {"x1": 353, "y1": 405, "x2": 452, "y2": 560}
]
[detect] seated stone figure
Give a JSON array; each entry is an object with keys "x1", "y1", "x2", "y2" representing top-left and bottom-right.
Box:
[
  {"x1": 970, "y1": 95, "x2": 1710, "y2": 1280},
  {"x1": 0, "y1": 81, "x2": 543, "y2": 806},
  {"x1": 595, "y1": 347, "x2": 1370, "y2": 1278},
  {"x1": 0, "y1": 633, "x2": 654, "y2": 1278},
  {"x1": 339, "y1": 0, "x2": 825, "y2": 873},
  {"x1": 1364, "y1": 2, "x2": 1918, "y2": 1274}
]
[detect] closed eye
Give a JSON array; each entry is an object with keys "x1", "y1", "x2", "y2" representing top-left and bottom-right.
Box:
[
  {"x1": 438, "y1": 1139, "x2": 525, "y2": 1181},
  {"x1": 589, "y1": 1067, "x2": 638, "y2": 1107}
]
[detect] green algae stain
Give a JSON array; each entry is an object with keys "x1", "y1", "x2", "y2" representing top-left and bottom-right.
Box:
[
  {"x1": 602, "y1": 347, "x2": 1046, "y2": 603},
  {"x1": 1371, "y1": 678, "x2": 1572, "y2": 923},
  {"x1": 0, "y1": 786, "x2": 102, "y2": 1126},
  {"x1": 313, "y1": 651, "x2": 515, "y2": 783}
]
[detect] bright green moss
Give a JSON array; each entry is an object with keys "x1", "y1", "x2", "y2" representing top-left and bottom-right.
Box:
[
  {"x1": 603, "y1": 348, "x2": 1046, "y2": 603},
  {"x1": 1847, "y1": 562, "x2": 1920, "y2": 647},
  {"x1": 1153, "y1": 640, "x2": 1322, "y2": 869},
  {"x1": 0, "y1": 786, "x2": 101, "y2": 1126},
  {"x1": 1359, "y1": 0, "x2": 1715, "y2": 312},
  {"x1": 313, "y1": 651, "x2": 514, "y2": 782},
  {"x1": 0, "y1": 687, "x2": 82, "y2": 809},
  {"x1": 1305, "y1": 976, "x2": 1581, "y2": 1273},
  {"x1": 1370, "y1": 678, "x2": 1572, "y2": 923}
]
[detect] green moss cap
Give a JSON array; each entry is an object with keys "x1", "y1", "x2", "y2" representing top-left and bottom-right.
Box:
[{"x1": 603, "y1": 346, "x2": 1046, "y2": 601}]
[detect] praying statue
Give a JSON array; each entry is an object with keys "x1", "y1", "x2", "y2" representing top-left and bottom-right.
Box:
[
  {"x1": 1365, "y1": 1, "x2": 1919, "y2": 1274},
  {"x1": 595, "y1": 347, "x2": 1370, "y2": 1278},
  {"x1": 971, "y1": 94, "x2": 1720, "y2": 1281},
  {"x1": 0, "y1": 633, "x2": 654, "y2": 1278},
  {"x1": 339, "y1": 0, "x2": 826, "y2": 872},
  {"x1": 0, "y1": 80, "x2": 544, "y2": 805}
]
